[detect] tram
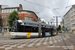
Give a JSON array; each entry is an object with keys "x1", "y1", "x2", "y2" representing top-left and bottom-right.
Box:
[{"x1": 9, "y1": 20, "x2": 56, "y2": 38}]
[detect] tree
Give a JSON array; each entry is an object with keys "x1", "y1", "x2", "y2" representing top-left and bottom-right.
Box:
[
  {"x1": 7, "y1": 10, "x2": 19, "y2": 27},
  {"x1": 0, "y1": 14, "x2": 2, "y2": 28},
  {"x1": 62, "y1": 25, "x2": 65, "y2": 31},
  {"x1": 57, "y1": 25, "x2": 61, "y2": 31}
]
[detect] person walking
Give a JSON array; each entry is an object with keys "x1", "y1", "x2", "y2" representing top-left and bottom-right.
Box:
[{"x1": 2, "y1": 30, "x2": 4, "y2": 35}]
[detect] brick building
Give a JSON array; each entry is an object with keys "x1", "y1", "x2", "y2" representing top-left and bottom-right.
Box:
[{"x1": 1, "y1": 4, "x2": 39, "y2": 32}]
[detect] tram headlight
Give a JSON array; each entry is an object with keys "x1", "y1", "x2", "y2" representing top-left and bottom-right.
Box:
[
  {"x1": 11, "y1": 32, "x2": 16, "y2": 35},
  {"x1": 10, "y1": 32, "x2": 12, "y2": 35}
]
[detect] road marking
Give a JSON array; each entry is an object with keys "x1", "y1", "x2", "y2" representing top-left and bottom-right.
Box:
[
  {"x1": 36, "y1": 38, "x2": 45, "y2": 46},
  {"x1": 5, "y1": 47, "x2": 12, "y2": 50},
  {"x1": 53, "y1": 37, "x2": 57, "y2": 43},
  {"x1": 43, "y1": 37, "x2": 48, "y2": 45},
  {"x1": 27, "y1": 38, "x2": 41, "y2": 47},
  {"x1": 66, "y1": 35, "x2": 70, "y2": 38},
  {"x1": 49, "y1": 37, "x2": 53, "y2": 44},
  {"x1": 62, "y1": 36, "x2": 67, "y2": 40},
  {"x1": 58, "y1": 36, "x2": 63, "y2": 41},
  {"x1": 3, "y1": 45, "x2": 10, "y2": 47},
  {"x1": 0, "y1": 46, "x2": 5, "y2": 48},
  {"x1": 57, "y1": 36, "x2": 62, "y2": 41},
  {"x1": 55, "y1": 36, "x2": 61, "y2": 42},
  {"x1": 10, "y1": 45, "x2": 16, "y2": 47}
]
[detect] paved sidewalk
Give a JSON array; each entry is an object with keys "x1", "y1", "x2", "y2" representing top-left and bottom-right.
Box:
[{"x1": 0, "y1": 32, "x2": 9, "y2": 36}]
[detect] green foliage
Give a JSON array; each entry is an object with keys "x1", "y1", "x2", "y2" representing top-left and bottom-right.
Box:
[
  {"x1": 0, "y1": 14, "x2": 2, "y2": 27},
  {"x1": 0, "y1": 18, "x2": 2, "y2": 21},
  {"x1": 62, "y1": 25, "x2": 65, "y2": 31},
  {"x1": 57, "y1": 25, "x2": 61, "y2": 31},
  {"x1": 0, "y1": 14, "x2": 2, "y2": 21},
  {"x1": 7, "y1": 10, "x2": 19, "y2": 27}
]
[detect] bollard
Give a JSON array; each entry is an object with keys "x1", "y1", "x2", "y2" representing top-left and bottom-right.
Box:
[
  {"x1": 7, "y1": 32, "x2": 8, "y2": 34},
  {"x1": 2, "y1": 32, "x2": 4, "y2": 36},
  {"x1": 65, "y1": 32, "x2": 67, "y2": 35}
]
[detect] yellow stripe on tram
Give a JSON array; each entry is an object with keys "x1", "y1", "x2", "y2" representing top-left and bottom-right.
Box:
[{"x1": 27, "y1": 32, "x2": 31, "y2": 38}]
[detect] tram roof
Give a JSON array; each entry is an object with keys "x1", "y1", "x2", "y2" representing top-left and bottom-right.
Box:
[{"x1": 16, "y1": 20, "x2": 54, "y2": 27}]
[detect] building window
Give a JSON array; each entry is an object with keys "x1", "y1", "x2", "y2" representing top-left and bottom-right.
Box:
[
  {"x1": 2, "y1": 15, "x2": 3, "y2": 19},
  {"x1": 2, "y1": 10, "x2": 3, "y2": 13},
  {"x1": 25, "y1": 17, "x2": 28, "y2": 21},
  {"x1": 4, "y1": 9, "x2": 5, "y2": 13},
  {"x1": 27, "y1": 12, "x2": 31, "y2": 15},
  {"x1": 4, "y1": 15, "x2": 6, "y2": 19},
  {"x1": 6, "y1": 22, "x2": 8, "y2": 25},
  {"x1": 2, "y1": 10, "x2": 4, "y2": 13},
  {"x1": 3, "y1": 22, "x2": 5, "y2": 26},
  {"x1": 9, "y1": 9, "x2": 11, "y2": 13},
  {"x1": 25, "y1": 17, "x2": 32, "y2": 21},
  {"x1": 11, "y1": 9, "x2": 13, "y2": 12},
  {"x1": 7, "y1": 15, "x2": 9, "y2": 19},
  {"x1": 29, "y1": 17, "x2": 32, "y2": 21},
  {"x1": 14, "y1": 9, "x2": 17, "y2": 11},
  {"x1": 5, "y1": 9, "x2": 6, "y2": 13}
]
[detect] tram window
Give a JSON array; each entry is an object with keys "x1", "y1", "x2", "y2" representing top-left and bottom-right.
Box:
[{"x1": 25, "y1": 26, "x2": 38, "y2": 32}]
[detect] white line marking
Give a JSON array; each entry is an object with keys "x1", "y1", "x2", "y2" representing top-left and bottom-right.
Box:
[
  {"x1": 49, "y1": 37, "x2": 53, "y2": 44},
  {"x1": 3, "y1": 45, "x2": 10, "y2": 47},
  {"x1": 0, "y1": 46, "x2": 4, "y2": 48},
  {"x1": 5, "y1": 47, "x2": 12, "y2": 50},
  {"x1": 27, "y1": 38, "x2": 41, "y2": 47},
  {"x1": 36, "y1": 38, "x2": 45, "y2": 46},
  {"x1": 43, "y1": 37, "x2": 48, "y2": 45},
  {"x1": 53, "y1": 37, "x2": 57, "y2": 43},
  {"x1": 55, "y1": 36, "x2": 61, "y2": 42}
]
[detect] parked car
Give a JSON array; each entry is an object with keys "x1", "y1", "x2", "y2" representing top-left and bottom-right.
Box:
[{"x1": 59, "y1": 31, "x2": 62, "y2": 33}]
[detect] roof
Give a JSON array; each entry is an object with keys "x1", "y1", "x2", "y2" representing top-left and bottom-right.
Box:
[
  {"x1": 2, "y1": 7, "x2": 19, "y2": 9},
  {"x1": 19, "y1": 10, "x2": 38, "y2": 19},
  {"x1": 63, "y1": 5, "x2": 75, "y2": 17},
  {"x1": 16, "y1": 20, "x2": 54, "y2": 28}
]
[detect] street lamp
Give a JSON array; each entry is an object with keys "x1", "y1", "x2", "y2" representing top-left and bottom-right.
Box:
[
  {"x1": 50, "y1": 18, "x2": 54, "y2": 25},
  {"x1": 53, "y1": 16, "x2": 61, "y2": 35}
]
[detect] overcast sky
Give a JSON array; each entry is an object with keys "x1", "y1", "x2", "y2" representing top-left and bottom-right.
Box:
[{"x1": 0, "y1": 0, "x2": 75, "y2": 26}]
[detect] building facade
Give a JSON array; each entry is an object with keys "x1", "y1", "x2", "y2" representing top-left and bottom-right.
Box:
[
  {"x1": 0, "y1": 5, "x2": 8, "y2": 13},
  {"x1": 60, "y1": 19, "x2": 64, "y2": 31},
  {"x1": 1, "y1": 4, "x2": 39, "y2": 32},
  {"x1": 63, "y1": 5, "x2": 75, "y2": 32}
]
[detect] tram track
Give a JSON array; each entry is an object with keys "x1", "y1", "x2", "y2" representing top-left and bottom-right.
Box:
[
  {"x1": 64, "y1": 35, "x2": 75, "y2": 46},
  {"x1": 61, "y1": 35, "x2": 75, "y2": 50},
  {"x1": 61, "y1": 35, "x2": 69, "y2": 50}
]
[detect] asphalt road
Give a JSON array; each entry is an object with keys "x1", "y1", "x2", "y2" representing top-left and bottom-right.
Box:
[{"x1": 0, "y1": 33, "x2": 75, "y2": 50}]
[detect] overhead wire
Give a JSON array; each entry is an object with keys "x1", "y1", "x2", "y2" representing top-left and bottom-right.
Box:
[
  {"x1": 24, "y1": 0, "x2": 70, "y2": 24},
  {"x1": 24, "y1": 0, "x2": 68, "y2": 16},
  {"x1": 62, "y1": 0, "x2": 69, "y2": 17},
  {"x1": 24, "y1": 0, "x2": 50, "y2": 8}
]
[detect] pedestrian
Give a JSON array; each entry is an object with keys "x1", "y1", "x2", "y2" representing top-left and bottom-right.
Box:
[{"x1": 2, "y1": 30, "x2": 4, "y2": 35}]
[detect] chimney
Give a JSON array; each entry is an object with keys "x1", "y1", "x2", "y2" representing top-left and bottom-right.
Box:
[{"x1": 19, "y1": 4, "x2": 23, "y2": 11}]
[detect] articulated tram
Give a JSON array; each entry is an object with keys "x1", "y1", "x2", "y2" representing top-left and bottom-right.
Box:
[{"x1": 10, "y1": 20, "x2": 56, "y2": 38}]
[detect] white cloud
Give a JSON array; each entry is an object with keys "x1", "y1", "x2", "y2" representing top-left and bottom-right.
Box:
[{"x1": 0, "y1": 0, "x2": 75, "y2": 25}]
